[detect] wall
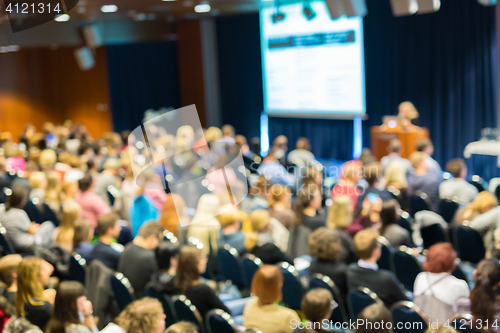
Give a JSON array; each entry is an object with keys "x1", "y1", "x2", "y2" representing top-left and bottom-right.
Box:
[{"x1": 0, "y1": 47, "x2": 112, "y2": 139}]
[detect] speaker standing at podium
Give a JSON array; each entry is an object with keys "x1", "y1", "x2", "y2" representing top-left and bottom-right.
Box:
[{"x1": 398, "y1": 101, "x2": 420, "y2": 128}]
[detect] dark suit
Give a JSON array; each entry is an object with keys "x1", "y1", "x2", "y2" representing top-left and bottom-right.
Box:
[
  {"x1": 346, "y1": 263, "x2": 408, "y2": 307},
  {"x1": 309, "y1": 259, "x2": 348, "y2": 300}
]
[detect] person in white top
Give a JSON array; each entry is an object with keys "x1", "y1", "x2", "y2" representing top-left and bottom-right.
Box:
[
  {"x1": 413, "y1": 243, "x2": 469, "y2": 306},
  {"x1": 439, "y1": 158, "x2": 478, "y2": 205}
]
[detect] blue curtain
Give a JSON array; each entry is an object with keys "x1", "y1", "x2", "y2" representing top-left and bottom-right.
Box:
[
  {"x1": 106, "y1": 42, "x2": 180, "y2": 133},
  {"x1": 216, "y1": 0, "x2": 497, "y2": 166}
]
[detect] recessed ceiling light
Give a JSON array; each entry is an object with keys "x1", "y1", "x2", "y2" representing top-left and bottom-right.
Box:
[
  {"x1": 54, "y1": 14, "x2": 70, "y2": 22},
  {"x1": 194, "y1": 3, "x2": 211, "y2": 13},
  {"x1": 101, "y1": 4, "x2": 118, "y2": 13}
]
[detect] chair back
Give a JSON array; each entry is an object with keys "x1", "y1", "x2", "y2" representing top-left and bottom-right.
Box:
[
  {"x1": 468, "y1": 178, "x2": 485, "y2": 193},
  {"x1": 205, "y1": 309, "x2": 237, "y2": 333},
  {"x1": 420, "y1": 223, "x2": 447, "y2": 249},
  {"x1": 391, "y1": 246, "x2": 422, "y2": 292},
  {"x1": 409, "y1": 192, "x2": 430, "y2": 217},
  {"x1": 171, "y1": 295, "x2": 205, "y2": 333},
  {"x1": 0, "y1": 224, "x2": 14, "y2": 255},
  {"x1": 438, "y1": 199, "x2": 459, "y2": 224},
  {"x1": 495, "y1": 185, "x2": 500, "y2": 202},
  {"x1": 347, "y1": 287, "x2": 384, "y2": 320},
  {"x1": 455, "y1": 227, "x2": 485, "y2": 264},
  {"x1": 452, "y1": 264, "x2": 469, "y2": 286},
  {"x1": 70, "y1": 253, "x2": 86, "y2": 285},
  {"x1": 110, "y1": 272, "x2": 135, "y2": 311},
  {"x1": 217, "y1": 245, "x2": 245, "y2": 289},
  {"x1": 377, "y1": 236, "x2": 394, "y2": 271},
  {"x1": 241, "y1": 254, "x2": 262, "y2": 289},
  {"x1": 279, "y1": 262, "x2": 304, "y2": 310},
  {"x1": 308, "y1": 274, "x2": 348, "y2": 324},
  {"x1": 392, "y1": 301, "x2": 428, "y2": 333},
  {"x1": 398, "y1": 211, "x2": 413, "y2": 238},
  {"x1": 146, "y1": 286, "x2": 176, "y2": 328}
]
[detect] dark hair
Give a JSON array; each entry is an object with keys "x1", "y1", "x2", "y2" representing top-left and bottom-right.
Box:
[
  {"x1": 301, "y1": 288, "x2": 332, "y2": 326},
  {"x1": 156, "y1": 242, "x2": 179, "y2": 271},
  {"x1": 5, "y1": 186, "x2": 28, "y2": 211},
  {"x1": 356, "y1": 304, "x2": 392, "y2": 333},
  {"x1": 73, "y1": 219, "x2": 92, "y2": 248},
  {"x1": 175, "y1": 246, "x2": 203, "y2": 292},
  {"x1": 137, "y1": 222, "x2": 163, "y2": 239},
  {"x1": 388, "y1": 139, "x2": 401, "y2": 153},
  {"x1": 422, "y1": 243, "x2": 456, "y2": 273},
  {"x1": 470, "y1": 260, "x2": 500, "y2": 329},
  {"x1": 96, "y1": 212, "x2": 119, "y2": 236},
  {"x1": 415, "y1": 138, "x2": 432, "y2": 152},
  {"x1": 379, "y1": 200, "x2": 398, "y2": 235},
  {"x1": 46, "y1": 281, "x2": 86, "y2": 333},
  {"x1": 446, "y1": 158, "x2": 465, "y2": 178},
  {"x1": 293, "y1": 184, "x2": 320, "y2": 225},
  {"x1": 78, "y1": 173, "x2": 92, "y2": 192},
  {"x1": 364, "y1": 163, "x2": 381, "y2": 186}
]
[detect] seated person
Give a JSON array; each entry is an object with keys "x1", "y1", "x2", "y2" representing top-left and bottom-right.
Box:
[
  {"x1": 15, "y1": 257, "x2": 56, "y2": 331},
  {"x1": 287, "y1": 137, "x2": 316, "y2": 167},
  {"x1": 245, "y1": 210, "x2": 293, "y2": 265},
  {"x1": 307, "y1": 227, "x2": 347, "y2": 300},
  {"x1": 89, "y1": 212, "x2": 123, "y2": 270},
  {"x1": 355, "y1": 163, "x2": 394, "y2": 210},
  {"x1": 376, "y1": 200, "x2": 412, "y2": 247},
  {"x1": 217, "y1": 205, "x2": 246, "y2": 255},
  {"x1": 346, "y1": 229, "x2": 408, "y2": 307},
  {"x1": 268, "y1": 185, "x2": 296, "y2": 230},
  {"x1": 384, "y1": 160, "x2": 409, "y2": 211},
  {"x1": 73, "y1": 219, "x2": 95, "y2": 261},
  {"x1": 111, "y1": 297, "x2": 166, "y2": 333},
  {"x1": 356, "y1": 303, "x2": 393, "y2": 333},
  {"x1": 257, "y1": 147, "x2": 295, "y2": 187},
  {"x1": 243, "y1": 265, "x2": 300, "y2": 333},
  {"x1": 0, "y1": 186, "x2": 55, "y2": 252},
  {"x1": 414, "y1": 243, "x2": 469, "y2": 323},
  {"x1": 298, "y1": 288, "x2": 334, "y2": 333},
  {"x1": 453, "y1": 191, "x2": 498, "y2": 225},
  {"x1": 165, "y1": 322, "x2": 198, "y2": 333},
  {"x1": 45, "y1": 281, "x2": 97, "y2": 333},
  {"x1": 118, "y1": 222, "x2": 163, "y2": 299},
  {"x1": 150, "y1": 241, "x2": 180, "y2": 296},
  {"x1": 294, "y1": 184, "x2": 325, "y2": 232},
  {"x1": 175, "y1": 246, "x2": 231, "y2": 320},
  {"x1": 331, "y1": 161, "x2": 362, "y2": 211},
  {"x1": 0, "y1": 254, "x2": 22, "y2": 305},
  {"x1": 380, "y1": 138, "x2": 411, "y2": 172},
  {"x1": 439, "y1": 158, "x2": 478, "y2": 205},
  {"x1": 76, "y1": 174, "x2": 110, "y2": 228},
  {"x1": 408, "y1": 152, "x2": 440, "y2": 211},
  {"x1": 415, "y1": 138, "x2": 443, "y2": 180},
  {"x1": 454, "y1": 259, "x2": 500, "y2": 332}
]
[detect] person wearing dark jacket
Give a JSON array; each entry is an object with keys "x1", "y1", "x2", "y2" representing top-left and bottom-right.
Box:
[
  {"x1": 346, "y1": 229, "x2": 408, "y2": 307},
  {"x1": 149, "y1": 241, "x2": 181, "y2": 296},
  {"x1": 246, "y1": 210, "x2": 293, "y2": 265}
]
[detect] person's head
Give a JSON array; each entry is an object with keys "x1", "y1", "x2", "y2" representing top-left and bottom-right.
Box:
[
  {"x1": 387, "y1": 139, "x2": 402, "y2": 155},
  {"x1": 422, "y1": 243, "x2": 456, "y2": 273},
  {"x1": 165, "y1": 322, "x2": 198, "y2": 333},
  {"x1": 424, "y1": 326, "x2": 458, "y2": 333},
  {"x1": 136, "y1": 222, "x2": 164, "y2": 250},
  {"x1": 16, "y1": 257, "x2": 54, "y2": 316},
  {"x1": 356, "y1": 303, "x2": 393, "y2": 333},
  {"x1": 46, "y1": 281, "x2": 87, "y2": 333},
  {"x1": 249, "y1": 175, "x2": 272, "y2": 200},
  {"x1": 60, "y1": 203, "x2": 81, "y2": 229},
  {"x1": 156, "y1": 242, "x2": 179, "y2": 273},
  {"x1": 39, "y1": 149, "x2": 57, "y2": 170},
  {"x1": 221, "y1": 124, "x2": 235, "y2": 138},
  {"x1": 301, "y1": 288, "x2": 334, "y2": 329},
  {"x1": 217, "y1": 206, "x2": 241, "y2": 231},
  {"x1": 415, "y1": 138, "x2": 434, "y2": 156},
  {"x1": 398, "y1": 101, "x2": 419, "y2": 120},
  {"x1": 364, "y1": 163, "x2": 382, "y2": 187},
  {"x1": 0, "y1": 254, "x2": 22, "y2": 289},
  {"x1": 353, "y1": 229, "x2": 381, "y2": 261},
  {"x1": 327, "y1": 195, "x2": 353, "y2": 229},
  {"x1": 409, "y1": 151, "x2": 427, "y2": 171},
  {"x1": 446, "y1": 158, "x2": 467, "y2": 179},
  {"x1": 379, "y1": 200, "x2": 399, "y2": 234},
  {"x1": 252, "y1": 265, "x2": 283, "y2": 305},
  {"x1": 5, "y1": 186, "x2": 27, "y2": 212},
  {"x1": 249, "y1": 209, "x2": 271, "y2": 233},
  {"x1": 465, "y1": 191, "x2": 498, "y2": 215},
  {"x1": 470, "y1": 259, "x2": 500, "y2": 324},
  {"x1": 175, "y1": 246, "x2": 206, "y2": 292},
  {"x1": 302, "y1": 166, "x2": 323, "y2": 188},
  {"x1": 73, "y1": 219, "x2": 94, "y2": 248},
  {"x1": 270, "y1": 184, "x2": 292, "y2": 207},
  {"x1": 308, "y1": 227, "x2": 342, "y2": 261},
  {"x1": 28, "y1": 171, "x2": 47, "y2": 190},
  {"x1": 204, "y1": 127, "x2": 222, "y2": 143},
  {"x1": 384, "y1": 161, "x2": 408, "y2": 188},
  {"x1": 265, "y1": 147, "x2": 278, "y2": 161},
  {"x1": 273, "y1": 135, "x2": 288, "y2": 151},
  {"x1": 295, "y1": 137, "x2": 311, "y2": 151},
  {"x1": 77, "y1": 173, "x2": 93, "y2": 192},
  {"x1": 341, "y1": 161, "x2": 362, "y2": 183},
  {"x1": 96, "y1": 212, "x2": 121, "y2": 238},
  {"x1": 294, "y1": 184, "x2": 322, "y2": 218},
  {"x1": 234, "y1": 135, "x2": 249, "y2": 154},
  {"x1": 68, "y1": 155, "x2": 82, "y2": 170},
  {"x1": 117, "y1": 297, "x2": 165, "y2": 333}
]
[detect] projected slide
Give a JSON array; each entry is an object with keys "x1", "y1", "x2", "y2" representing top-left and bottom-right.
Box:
[{"x1": 260, "y1": 1, "x2": 366, "y2": 118}]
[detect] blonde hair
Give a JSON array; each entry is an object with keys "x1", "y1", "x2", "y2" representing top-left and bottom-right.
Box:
[
  {"x1": 399, "y1": 101, "x2": 419, "y2": 119},
  {"x1": 327, "y1": 195, "x2": 352, "y2": 229},
  {"x1": 29, "y1": 171, "x2": 47, "y2": 189},
  {"x1": 270, "y1": 184, "x2": 291, "y2": 205},
  {"x1": 44, "y1": 171, "x2": 62, "y2": 206},
  {"x1": 465, "y1": 191, "x2": 498, "y2": 215},
  {"x1": 56, "y1": 203, "x2": 81, "y2": 251},
  {"x1": 245, "y1": 210, "x2": 270, "y2": 251},
  {"x1": 39, "y1": 149, "x2": 57, "y2": 170},
  {"x1": 204, "y1": 127, "x2": 222, "y2": 143},
  {"x1": 353, "y1": 229, "x2": 380, "y2": 260},
  {"x1": 117, "y1": 297, "x2": 164, "y2": 333},
  {"x1": 384, "y1": 161, "x2": 408, "y2": 188},
  {"x1": 0, "y1": 254, "x2": 22, "y2": 288},
  {"x1": 409, "y1": 151, "x2": 426, "y2": 169},
  {"x1": 217, "y1": 206, "x2": 240, "y2": 227},
  {"x1": 15, "y1": 257, "x2": 46, "y2": 317}
]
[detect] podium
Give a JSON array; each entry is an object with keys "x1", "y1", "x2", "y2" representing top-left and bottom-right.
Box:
[{"x1": 371, "y1": 125, "x2": 429, "y2": 160}]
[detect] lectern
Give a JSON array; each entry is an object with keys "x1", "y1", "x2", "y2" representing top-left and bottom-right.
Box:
[{"x1": 371, "y1": 120, "x2": 429, "y2": 160}]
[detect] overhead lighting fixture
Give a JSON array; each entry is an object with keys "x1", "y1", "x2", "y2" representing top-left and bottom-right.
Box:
[
  {"x1": 194, "y1": 3, "x2": 211, "y2": 13},
  {"x1": 101, "y1": 4, "x2": 118, "y2": 13},
  {"x1": 54, "y1": 14, "x2": 70, "y2": 22},
  {"x1": 303, "y1": 3, "x2": 316, "y2": 20}
]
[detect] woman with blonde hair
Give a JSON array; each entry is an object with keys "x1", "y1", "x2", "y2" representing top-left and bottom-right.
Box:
[
  {"x1": 454, "y1": 191, "x2": 498, "y2": 225},
  {"x1": 268, "y1": 184, "x2": 295, "y2": 229},
  {"x1": 53, "y1": 203, "x2": 81, "y2": 252},
  {"x1": 398, "y1": 101, "x2": 420, "y2": 127},
  {"x1": 187, "y1": 194, "x2": 221, "y2": 256},
  {"x1": 116, "y1": 297, "x2": 166, "y2": 333},
  {"x1": 383, "y1": 160, "x2": 409, "y2": 211},
  {"x1": 243, "y1": 265, "x2": 300, "y2": 333},
  {"x1": 245, "y1": 210, "x2": 292, "y2": 265},
  {"x1": 325, "y1": 196, "x2": 357, "y2": 264},
  {"x1": 15, "y1": 257, "x2": 56, "y2": 330},
  {"x1": 44, "y1": 171, "x2": 62, "y2": 212}
]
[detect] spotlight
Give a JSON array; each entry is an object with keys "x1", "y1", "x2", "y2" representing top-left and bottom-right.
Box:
[
  {"x1": 101, "y1": 4, "x2": 118, "y2": 13},
  {"x1": 194, "y1": 3, "x2": 211, "y2": 13},
  {"x1": 303, "y1": 3, "x2": 316, "y2": 20},
  {"x1": 272, "y1": 12, "x2": 285, "y2": 23}
]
